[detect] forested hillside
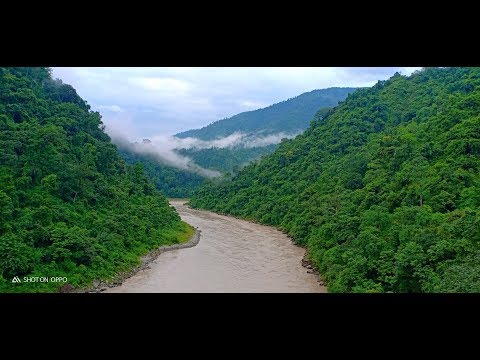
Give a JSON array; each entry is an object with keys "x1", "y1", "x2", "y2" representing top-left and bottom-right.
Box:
[
  {"x1": 176, "y1": 87, "x2": 356, "y2": 140},
  {"x1": 190, "y1": 68, "x2": 480, "y2": 293},
  {"x1": 0, "y1": 67, "x2": 193, "y2": 292},
  {"x1": 177, "y1": 145, "x2": 277, "y2": 173},
  {"x1": 117, "y1": 144, "x2": 206, "y2": 198}
]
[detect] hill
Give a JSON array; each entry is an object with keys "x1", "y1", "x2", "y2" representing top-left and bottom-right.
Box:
[
  {"x1": 0, "y1": 67, "x2": 193, "y2": 292},
  {"x1": 176, "y1": 87, "x2": 357, "y2": 140},
  {"x1": 116, "y1": 88, "x2": 356, "y2": 196},
  {"x1": 176, "y1": 145, "x2": 277, "y2": 173},
  {"x1": 190, "y1": 68, "x2": 480, "y2": 293}
]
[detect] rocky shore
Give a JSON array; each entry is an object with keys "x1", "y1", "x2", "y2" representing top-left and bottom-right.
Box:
[
  {"x1": 301, "y1": 253, "x2": 325, "y2": 287},
  {"x1": 64, "y1": 229, "x2": 201, "y2": 293}
]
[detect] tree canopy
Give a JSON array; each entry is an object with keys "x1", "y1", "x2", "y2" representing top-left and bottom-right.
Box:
[
  {"x1": 190, "y1": 67, "x2": 480, "y2": 293},
  {"x1": 117, "y1": 143, "x2": 206, "y2": 198},
  {"x1": 0, "y1": 67, "x2": 192, "y2": 292}
]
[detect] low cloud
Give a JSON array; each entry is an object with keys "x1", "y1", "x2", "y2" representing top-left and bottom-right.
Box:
[
  {"x1": 170, "y1": 131, "x2": 298, "y2": 150},
  {"x1": 112, "y1": 131, "x2": 298, "y2": 177},
  {"x1": 239, "y1": 100, "x2": 267, "y2": 109},
  {"x1": 240, "y1": 132, "x2": 300, "y2": 148},
  {"x1": 125, "y1": 139, "x2": 221, "y2": 178}
]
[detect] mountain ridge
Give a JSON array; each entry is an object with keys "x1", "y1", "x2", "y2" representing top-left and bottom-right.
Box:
[
  {"x1": 175, "y1": 87, "x2": 357, "y2": 140},
  {"x1": 117, "y1": 87, "x2": 356, "y2": 196}
]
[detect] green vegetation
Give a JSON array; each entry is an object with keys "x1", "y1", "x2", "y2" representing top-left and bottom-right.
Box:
[
  {"x1": 190, "y1": 68, "x2": 480, "y2": 293},
  {"x1": 118, "y1": 144, "x2": 206, "y2": 198},
  {"x1": 177, "y1": 223, "x2": 195, "y2": 243},
  {"x1": 0, "y1": 67, "x2": 192, "y2": 293},
  {"x1": 177, "y1": 145, "x2": 277, "y2": 173},
  {"x1": 176, "y1": 88, "x2": 357, "y2": 140}
]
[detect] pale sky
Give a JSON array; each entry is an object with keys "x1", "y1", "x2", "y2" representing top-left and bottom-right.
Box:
[{"x1": 52, "y1": 67, "x2": 421, "y2": 140}]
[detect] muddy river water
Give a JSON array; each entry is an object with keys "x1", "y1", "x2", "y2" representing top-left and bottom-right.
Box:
[{"x1": 107, "y1": 200, "x2": 326, "y2": 293}]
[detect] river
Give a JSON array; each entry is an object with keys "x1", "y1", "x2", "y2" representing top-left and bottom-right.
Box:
[{"x1": 107, "y1": 200, "x2": 326, "y2": 293}]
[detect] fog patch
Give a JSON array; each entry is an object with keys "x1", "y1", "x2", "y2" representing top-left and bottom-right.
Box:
[
  {"x1": 110, "y1": 131, "x2": 299, "y2": 177},
  {"x1": 172, "y1": 131, "x2": 299, "y2": 150}
]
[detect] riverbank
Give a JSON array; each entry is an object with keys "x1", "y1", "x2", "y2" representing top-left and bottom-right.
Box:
[
  {"x1": 78, "y1": 227, "x2": 201, "y2": 293},
  {"x1": 108, "y1": 201, "x2": 324, "y2": 292}
]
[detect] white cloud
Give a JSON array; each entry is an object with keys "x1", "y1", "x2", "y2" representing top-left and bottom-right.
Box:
[
  {"x1": 240, "y1": 100, "x2": 266, "y2": 109},
  {"x1": 52, "y1": 67, "x2": 423, "y2": 138},
  {"x1": 399, "y1": 67, "x2": 423, "y2": 75},
  {"x1": 129, "y1": 77, "x2": 191, "y2": 94},
  {"x1": 163, "y1": 132, "x2": 298, "y2": 150},
  {"x1": 118, "y1": 131, "x2": 298, "y2": 177},
  {"x1": 97, "y1": 105, "x2": 124, "y2": 113}
]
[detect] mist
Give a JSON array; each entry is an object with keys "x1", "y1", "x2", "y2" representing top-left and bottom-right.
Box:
[
  {"x1": 117, "y1": 137, "x2": 222, "y2": 178},
  {"x1": 166, "y1": 131, "x2": 299, "y2": 150},
  {"x1": 239, "y1": 132, "x2": 300, "y2": 148},
  {"x1": 109, "y1": 128, "x2": 298, "y2": 177}
]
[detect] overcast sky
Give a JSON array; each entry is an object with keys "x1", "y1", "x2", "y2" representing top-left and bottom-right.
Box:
[{"x1": 52, "y1": 67, "x2": 421, "y2": 140}]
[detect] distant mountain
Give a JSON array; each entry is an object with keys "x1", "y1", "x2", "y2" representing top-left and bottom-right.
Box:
[
  {"x1": 176, "y1": 87, "x2": 357, "y2": 140},
  {"x1": 116, "y1": 87, "x2": 356, "y2": 198}
]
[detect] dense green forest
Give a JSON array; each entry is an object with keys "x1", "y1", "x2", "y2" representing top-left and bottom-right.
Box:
[
  {"x1": 177, "y1": 145, "x2": 277, "y2": 173},
  {"x1": 190, "y1": 68, "x2": 480, "y2": 293},
  {"x1": 115, "y1": 141, "x2": 277, "y2": 197},
  {"x1": 176, "y1": 87, "x2": 356, "y2": 140},
  {"x1": 117, "y1": 142, "x2": 206, "y2": 198},
  {"x1": 0, "y1": 67, "x2": 193, "y2": 293}
]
